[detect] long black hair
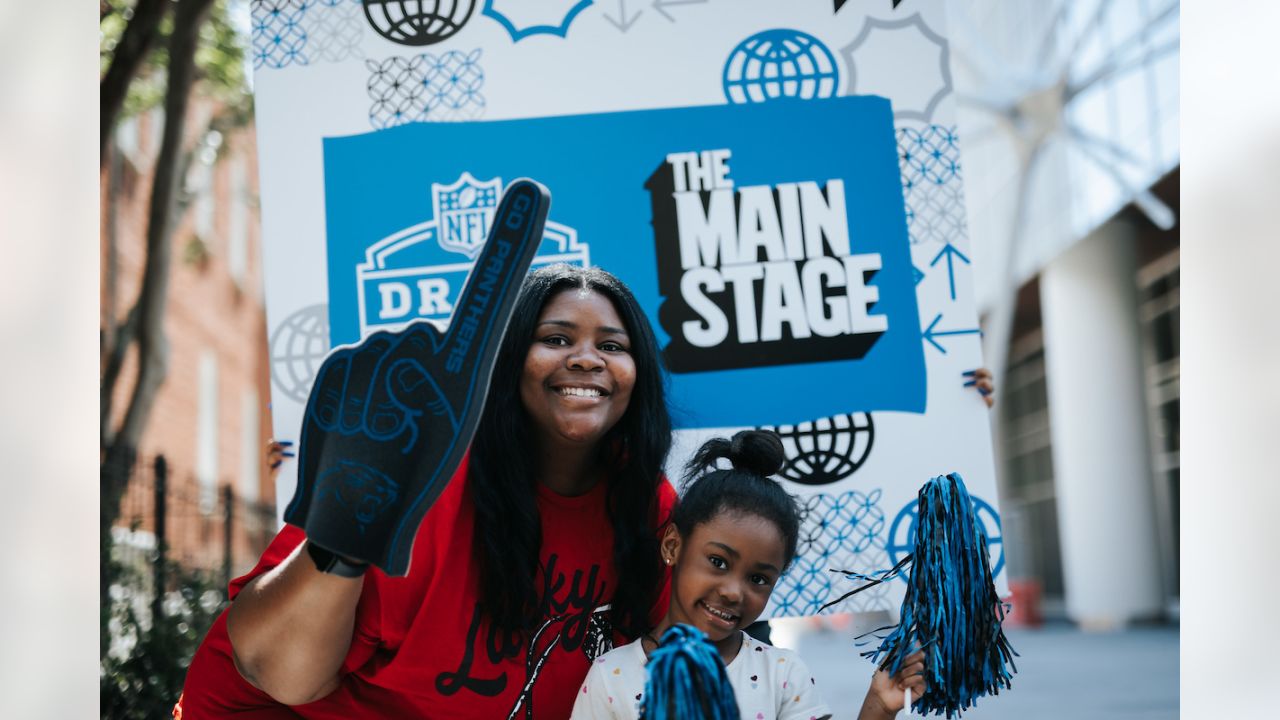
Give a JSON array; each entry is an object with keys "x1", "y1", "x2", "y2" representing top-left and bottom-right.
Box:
[
  {"x1": 470, "y1": 264, "x2": 673, "y2": 639},
  {"x1": 674, "y1": 430, "x2": 801, "y2": 568}
]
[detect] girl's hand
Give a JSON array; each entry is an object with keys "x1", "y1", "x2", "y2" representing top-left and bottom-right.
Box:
[{"x1": 859, "y1": 651, "x2": 926, "y2": 719}]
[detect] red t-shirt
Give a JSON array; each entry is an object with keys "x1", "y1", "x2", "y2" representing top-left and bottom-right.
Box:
[{"x1": 177, "y1": 456, "x2": 675, "y2": 719}]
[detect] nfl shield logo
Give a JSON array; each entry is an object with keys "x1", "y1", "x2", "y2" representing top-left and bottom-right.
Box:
[{"x1": 432, "y1": 172, "x2": 503, "y2": 258}]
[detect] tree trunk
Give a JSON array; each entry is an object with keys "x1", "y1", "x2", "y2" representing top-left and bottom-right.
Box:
[
  {"x1": 101, "y1": 0, "x2": 218, "y2": 554},
  {"x1": 100, "y1": 0, "x2": 169, "y2": 166},
  {"x1": 102, "y1": 142, "x2": 122, "y2": 369},
  {"x1": 101, "y1": 104, "x2": 233, "y2": 450}
]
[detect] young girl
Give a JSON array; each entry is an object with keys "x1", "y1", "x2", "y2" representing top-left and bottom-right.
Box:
[{"x1": 571, "y1": 430, "x2": 925, "y2": 720}]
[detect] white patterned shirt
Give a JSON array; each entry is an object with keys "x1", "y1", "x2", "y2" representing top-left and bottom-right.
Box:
[{"x1": 569, "y1": 631, "x2": 833, "y2": 720}]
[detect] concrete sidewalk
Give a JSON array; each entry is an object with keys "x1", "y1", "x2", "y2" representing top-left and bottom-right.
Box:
[{"x1": 772, "y1": 620, "x2": 1178, "y2": 719}]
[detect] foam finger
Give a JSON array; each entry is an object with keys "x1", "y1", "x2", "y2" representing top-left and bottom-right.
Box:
[
  {"x1": 340, "y1": 332, "x2": 395, "y2": 433},
  {"x1": 438, "y1": 179, "x2": 549, "y2": 412},
  {"x1": 308, "y1": 349, "x2": 350, "y2": 431}
]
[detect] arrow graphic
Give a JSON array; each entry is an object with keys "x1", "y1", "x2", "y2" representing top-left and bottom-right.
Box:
[
  {"x1": 653, "y1": 0, "x2": 706, "y2": 22},
  {"x1": 929, "y1": 242, "x2": 971, "y2": 301},
  {"x1": 922, "y1": 313, "x2": 981, "y2": 354},
  {"x1": 603, "y1": 0, "x2": 642, "y2": 32}
]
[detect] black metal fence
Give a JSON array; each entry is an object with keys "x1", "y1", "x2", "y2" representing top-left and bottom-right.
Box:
[{"x1": 111, "y1": 454, "x2": 278, "y2": 604}]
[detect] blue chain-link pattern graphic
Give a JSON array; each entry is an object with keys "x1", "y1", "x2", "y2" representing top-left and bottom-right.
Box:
[
  {"x1": 768, "y1": 489, "x2": 891, "y2": 616},
  {"x1": 252, "y1": 1, "x2": 364, "y2": 70},
  {"x1": 253, "y1": 0, "x2": 311, "y2": 69},
  {"x1": 366, "y1": 49, "x2": 485, "y2": 129},
  {"x1": 896, "y1": 124, "x2": 966, "y2": 246}
]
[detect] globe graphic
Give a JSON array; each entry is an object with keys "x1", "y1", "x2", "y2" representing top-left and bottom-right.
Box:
[
  {"x1": 722, "y1": 29, "x2": 840, "y2": 104},
  {"x1": 761, "y1": 413, "x2": 874, "y2": 486},
  {"x1": 270, "y1": 304, "x2": 331, "y2": 404},
  {"x1": 886, "y1": 495, "x2": 1006, "y2": 580},
  {"x1": 362, "y1": 0, "x2": 477, "y2": 47}
]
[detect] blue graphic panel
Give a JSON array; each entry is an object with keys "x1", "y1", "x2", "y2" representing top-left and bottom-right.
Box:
[{"x1": 322, "y1": 97, "x2": 925, "y2": 427}]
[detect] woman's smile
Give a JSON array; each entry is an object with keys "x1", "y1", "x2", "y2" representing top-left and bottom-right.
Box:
[{"x1": 520, "y1": 289, "x2": 637, "y2": 449}]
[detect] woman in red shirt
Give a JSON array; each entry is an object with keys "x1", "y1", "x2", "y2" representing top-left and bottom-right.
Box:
[{"x1": 177, "y1": 264, "x2": 676, "y2": 719}]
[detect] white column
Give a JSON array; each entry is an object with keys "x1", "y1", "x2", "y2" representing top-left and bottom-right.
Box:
[{"x1": 1038, "y1": 222, "x2": 1163, "y2": 628}]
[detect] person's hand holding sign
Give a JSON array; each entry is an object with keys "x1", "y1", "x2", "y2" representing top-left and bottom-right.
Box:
[{"x1": 284, "y1": 179, "x2": 550, "y2": 576}]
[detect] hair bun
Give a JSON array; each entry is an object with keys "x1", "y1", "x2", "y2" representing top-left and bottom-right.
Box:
[
  {"x1": 727, "y1": 430, "x2": 785, "y2": 477},
  {"x1": 681, "y1": 430, "x2": 785, "y2": 484},
  {"x1": 676, "y1": 429, "x2": 802, "y2": 569}
]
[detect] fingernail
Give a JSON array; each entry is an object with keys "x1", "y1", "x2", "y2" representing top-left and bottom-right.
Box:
[
  {"x1": 963, "y1": 379, "x2": 976, "y2": 387},
  {"x1": 283, "y1": 451, "x2": 296, "y2": 458},
  {"x1": 279, "y1": 440, "x2": 294, "y2": 446},
  {"x1": 270, "y1": 460, "x2": 282, "y2": 469},
  {"x1": 978, "y1": 387, "x2": 991, "y2": 396},
  {"x1": 962, "y1": 369, "x2": 976, "y2": 377}
]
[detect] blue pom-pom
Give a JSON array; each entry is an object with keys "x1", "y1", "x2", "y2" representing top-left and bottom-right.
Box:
[
  {"x1": 640, "y1": 624, "x2": 740, "y2": 720},
  {"x1": 841, "y1": 473, "x2": 1018, "y2": 717}
]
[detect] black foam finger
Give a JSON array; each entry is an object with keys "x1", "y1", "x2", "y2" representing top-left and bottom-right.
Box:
[
  {"x1": 283, "y1": 179, "x2": 551, "y2": 576},
  {"x1": 340, "y1": 334, "x2": 394, "y2": 433},
  {"x1": 438, "y1": 179, "x2": 550, "y2": 412},
  {"x1": 376, "y1": 179, "x2": 550, "y2": 574},
  {"x1": 285, "y1": 348, "x2": 350, "y2": 528},
  {"x1": 358, "y1": 328, "x2": 427, "y2": 443},
  {"x1": 309, "y1": 350, "x2": 350, "y2": 432}
]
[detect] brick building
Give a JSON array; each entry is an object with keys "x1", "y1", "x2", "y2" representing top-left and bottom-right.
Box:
[{"x1": 102, "y1": 99, "x2": 276, "y2": 579}]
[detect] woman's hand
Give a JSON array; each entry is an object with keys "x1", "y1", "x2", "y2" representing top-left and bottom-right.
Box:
[
  {"x1": 857, "y1": 650, "x2": 926, "y2": 719},
  {"x1": 963, "y1": 368, "x2": 995, "y2": 409}
]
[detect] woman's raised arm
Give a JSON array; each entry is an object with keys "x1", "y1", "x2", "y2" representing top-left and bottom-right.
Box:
[{"x1": 225, "y1": 540, "x2": 364, "y2": 706}]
